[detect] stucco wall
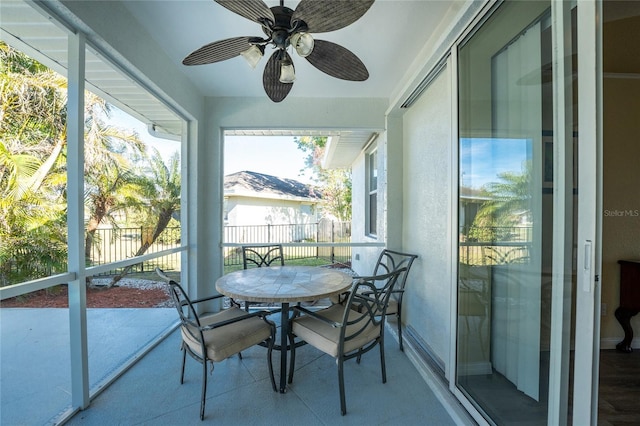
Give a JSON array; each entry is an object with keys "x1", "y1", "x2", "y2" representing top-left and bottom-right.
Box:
[
  {"x1": 350, "y1": 133, "x2": 387, "y2": 276},
  {"x1": 226, "y1": 197, "x2": 317, "y2": 227},
  {"x1": 600, "y1": 77, "x2": 640, "y2": 348},
  {"x1": 401, "y1": 66, "x2": 453, "y2": 369}
]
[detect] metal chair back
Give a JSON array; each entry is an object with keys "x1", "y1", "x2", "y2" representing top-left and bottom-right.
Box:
[
  {"x1": 166, "y1": 279, "x2": 205, "y2": 350},
  {"x1": 371, "y1": 249, "x2": 418, "y2": 351},
  {"x1": 343, "y1": 268, "x2": 407, "y2": 342},
  {"x1": 242, "y1": 244, "x2": 284, "y2": 269},
  {"x1": 372, "y1": 249, "x2": 418, "y2": 300}
]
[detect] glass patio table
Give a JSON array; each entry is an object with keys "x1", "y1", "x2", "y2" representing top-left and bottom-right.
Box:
[{"x1": 215, "y1": 265, "x2": 353, "y2": 393}]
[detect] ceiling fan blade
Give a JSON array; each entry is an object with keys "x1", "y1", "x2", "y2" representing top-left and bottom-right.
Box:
[
  {"x1": 292, "y1": 0, "x2": 374, "y2": 33},
  {"x1": 263, "y1": 51, "x2": 293, "y2": 102},
  {"x1": 183, "y1": 36, "x2": 253, "y2": 65},
  {"x1": 214, "y1": 0, "x2": 275, "y2": 26},
  {"x1": 305, "y1": 39, "x2": 369, "y2": 81}
]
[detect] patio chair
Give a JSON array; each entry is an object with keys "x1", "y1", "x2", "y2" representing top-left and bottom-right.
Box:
[
  {"x1": 242, "y1": 244, "x2": 284, "y2": 269},
  {"x1": 288, "y1": 268, "x2": 406, "y2": 415},
  {"x1": 155, "y1": 268, "x2": 276, "y2": 420},
  {"x1": 332, "y1": 249, "x2": 418, "y2": 351},
  {"x1": 369, "y1": 250, "x2": 418, "y2": 351},
  {"x1": 237, "y1": 244, "x2": 285, "y2": 310}
]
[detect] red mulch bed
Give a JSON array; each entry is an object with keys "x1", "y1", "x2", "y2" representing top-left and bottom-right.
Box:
[{"x1": 0, "y1": 285, "x2": 170, "y2": 308}]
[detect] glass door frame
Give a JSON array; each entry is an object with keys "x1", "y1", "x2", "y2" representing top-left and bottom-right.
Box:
[
  {"x1": 448, "y1": 0, "x2": 603, "y2": 424},
  {"x1": 571, "y1": 0, "x2": 603, "y2": 424}
]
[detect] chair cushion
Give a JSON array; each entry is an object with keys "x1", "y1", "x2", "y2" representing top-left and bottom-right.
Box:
[
  {"x1": 181, "y1": 307, "x2": 271, "y2": 362},
  {"x1": 292, "y1": 304, "x2": 381, "y2": 358}
]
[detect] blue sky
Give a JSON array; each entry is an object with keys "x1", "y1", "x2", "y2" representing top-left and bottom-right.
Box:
[
  {"x1": 111, "y1": 108, "x2": 529, "y2": 190},
  {"x1": 110, "y1": 108, "x2": 313, "y2": 184},
  {"x1": 110, "y1": 108, "x2": 180, "y2": 163},
  {"x1": 460, "y1": 137, "x2": 531, "y2": 189},
  {"x1": 224, "y1": 135, "x2": 313, "y2": 184}
]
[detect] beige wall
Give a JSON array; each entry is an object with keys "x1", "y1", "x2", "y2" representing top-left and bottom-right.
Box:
[
  {"x1": 600, "y1": 77, "x2": 640, "y2": 347},
  {"x1": 350, "y1": 134, "x2": 386, "y2": 276},
  {"x1": 401, "y1": 65, "x2": 453, "y2": 370},
  {"x1": 226, "y1": 196, "x2": 317, "y2": 227}
]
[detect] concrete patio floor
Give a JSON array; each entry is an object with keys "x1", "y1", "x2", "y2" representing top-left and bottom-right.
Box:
[{"x1": 1, "y1": 308, "x2": 473, "y2": 425}]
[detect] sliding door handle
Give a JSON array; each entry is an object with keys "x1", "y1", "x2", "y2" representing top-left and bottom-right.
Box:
[{"x1": 582, "y1": 240, "x2": 592, "y2": 292}]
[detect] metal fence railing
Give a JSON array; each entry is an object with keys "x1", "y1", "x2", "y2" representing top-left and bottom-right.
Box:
[
  {"x1": 459, "y1": 226, "x2": 532, "y2": 266},
  {"x1": 87, "y1": 226, "x2": 181, "y2": 275},
  {"x1": 223, "y1": 219, "x2": 352, "y2": 267},
  {"x1": 5, "y1": 223, "x2": 529, "y2": 282},
  {"x1": 85, "y1": 220, "x2": 352, "y2": 275}
]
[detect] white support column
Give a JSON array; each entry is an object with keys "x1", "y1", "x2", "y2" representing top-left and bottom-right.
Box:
[
  {"x1": 67, "y1": 31, "x2": 89, "y2": 409},
  {"x1": 385, "y1": 115, "x2": 403, "y2": 249}
]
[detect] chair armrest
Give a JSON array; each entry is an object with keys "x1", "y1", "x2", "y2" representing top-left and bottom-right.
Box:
[
  {"x1": 360, "y1": 288, "x2": 404, "y2": 297},
  {"x1": 292, "y1": 306, "x2": 342, "y2": 328},
  {"x1": 177, "y1": 293, "x2": 225, "y2": 308},
  {"x1": 190, "y1": 294, "x2": 225, "y2": 305},
  {"x1": 201, "y1": 309, "x2": 275, "y2": 331},
  {"x1": 352, "y1": 289, "x2": 379, "y2": 303}
]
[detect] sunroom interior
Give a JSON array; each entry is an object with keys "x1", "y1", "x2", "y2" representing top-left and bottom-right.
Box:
[
  {"x1": 0, "y1": 0, "x2": 470, "y2": 424},
  {"x1": 2, "y1": 0, "x2": 638, "y2": 425}
]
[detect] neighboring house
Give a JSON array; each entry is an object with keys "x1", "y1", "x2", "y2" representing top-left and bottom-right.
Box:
[
  {"x1": 223, "y1": 171, "x2": 321, "y2": 226},
  {"x1": 223, "y1": 171, "x2": 321, "y2": 243},
  {"x1": 3, "y1": 2, "x2": 638, "y2": 426}
]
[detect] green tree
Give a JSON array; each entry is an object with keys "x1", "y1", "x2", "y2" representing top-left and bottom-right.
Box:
[
  {"x1": 83, "y1": 95, "x2": 147, "y2": 261},
  {"x1": 1, "y1": 42, "x2": 68, "y2": 284},
  {"x1": 469, "y1": 161, "x2": 532, "y2": 242},
  {"x1": 1, "y1": 41, "x2": 155, "y2": 285},
  {"x1": 294, "y1": 136, "x2": 352, "y2": 221},
  {"x1": 109, "y1": 149, "x2": 181, "y2": 285}
]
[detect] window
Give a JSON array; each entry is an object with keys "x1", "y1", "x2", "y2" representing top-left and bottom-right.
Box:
[{"x1": 366, "y1": 148, "x2": 378, "y2": 236}]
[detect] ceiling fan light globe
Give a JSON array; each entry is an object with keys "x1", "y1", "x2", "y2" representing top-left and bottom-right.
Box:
[
  {"x1": 290, "y1": 32, "x2": 314, "y2": 57},
  {"x1": 240, "y1": 45, "x2": 264, "y2": 68},
  {"x1": 279, "y1": 62, "x2": 296, "y2": 83}
]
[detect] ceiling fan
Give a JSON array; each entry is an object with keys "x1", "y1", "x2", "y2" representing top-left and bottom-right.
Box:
[{"x1": 182, "y1": 0, "x2": 374, "y2": 102}]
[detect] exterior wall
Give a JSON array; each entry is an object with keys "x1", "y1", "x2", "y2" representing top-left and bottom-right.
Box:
[
  {"x1": 226, "y1": 196, "x2": 317, "y2": 226},
  {"x1": 348, "y1": 65, "x2": 454, "y2": 373},
  {"x1": 401, "y1": 66, "x2": 453, "y2": 370},
  {"x1": 351, "y1": 134, "x2": 387, "y2": 276}
]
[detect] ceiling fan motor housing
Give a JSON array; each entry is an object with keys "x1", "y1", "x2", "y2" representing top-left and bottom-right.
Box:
[{"x1": 264, "y1": 5, "x2": 308, "y2": 50}]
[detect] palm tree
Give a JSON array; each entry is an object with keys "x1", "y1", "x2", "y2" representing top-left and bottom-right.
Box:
[
  {"x1": 1, "y1": 41, "x2": 151, "y2": 285},
  {"x1": 0, "y1": 42, "x2": 68, "y2": 284},
  {"x1": 109, "y1": 149, "x2": 181, "y2": 285},
  {"x1": 82, "y1": 95, "x2": 147, "y2": 261},
  {"x1": 470, "y1": 161, "x2": 532, "y2": 242}
]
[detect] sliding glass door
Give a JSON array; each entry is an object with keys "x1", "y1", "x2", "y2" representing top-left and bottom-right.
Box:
[
  {"x1": 456, "y1": 1, "x2": 578, "y2": 423},
  {"x1": 455, "y1": 0, "x2": 607, "y2": 423}
]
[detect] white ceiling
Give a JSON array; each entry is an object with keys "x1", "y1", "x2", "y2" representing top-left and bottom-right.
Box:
[
  {"x1": 5, "y1": 0, "x2": 639, "y2": 167},
  {"x1": 1, "y1": 0, "x2": 455, "y2": 164},
  {"x1": 122, "y1": 0, "x2": 455, "y2": 100}
]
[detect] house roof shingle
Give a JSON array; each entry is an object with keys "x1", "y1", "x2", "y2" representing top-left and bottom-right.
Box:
[{"x1": 224, "y1": 171, "x2": 322, "y2": 200}]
